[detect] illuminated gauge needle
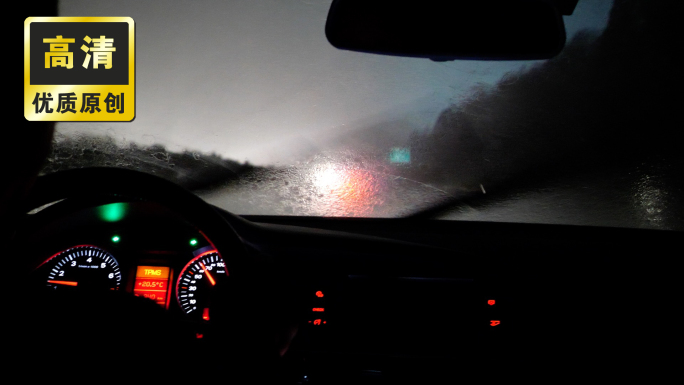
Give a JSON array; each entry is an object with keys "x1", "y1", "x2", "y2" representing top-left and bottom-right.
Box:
[
  {"x1": 199, "y1": 262, "x2": 216, "y2": 286},
  {"x1": 48, "y1": 280, "x2": 78, "y2": 287}
]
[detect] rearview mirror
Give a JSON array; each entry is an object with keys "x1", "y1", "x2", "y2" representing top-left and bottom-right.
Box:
[{"x1": 325, "y1": 0, "x2": 567, "y2": 60}]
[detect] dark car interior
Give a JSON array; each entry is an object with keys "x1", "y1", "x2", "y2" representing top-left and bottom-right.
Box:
[{"x1": 12, "y1": 1, "x2": 681, "y2": 383}]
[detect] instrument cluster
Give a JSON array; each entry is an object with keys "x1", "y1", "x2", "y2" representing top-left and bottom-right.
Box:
[{"x1": 29, "y1": 200, "x2": 230, "y2": 322}]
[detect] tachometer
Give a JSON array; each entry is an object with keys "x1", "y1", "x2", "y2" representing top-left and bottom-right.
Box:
[
  {"x1": 45, "y1": 245, "x2": 122, "y2": 290},
  {"x1": 176, "y1": 249, "x2": 228, "y2": 319}
]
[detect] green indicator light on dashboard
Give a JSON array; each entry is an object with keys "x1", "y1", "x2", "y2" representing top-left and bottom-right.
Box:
[
  {"x1": 98, "y1": 202, "x2": 129, "y2": 222},
  {"x1": 112, "y1": 235, "x2": 121, "y2": 243},
  {"x1": 190, "y1": 238, "x2": 198, "y2": 246}
]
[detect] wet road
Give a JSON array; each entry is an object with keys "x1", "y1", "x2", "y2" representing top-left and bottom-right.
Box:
[{"x1": 200, "y1": 151, "x2": 683, "y2": 231}]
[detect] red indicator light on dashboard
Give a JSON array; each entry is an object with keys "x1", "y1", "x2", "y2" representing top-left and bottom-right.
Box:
[
  {"x1": 202, "y1": 308, "x2": 210, "y2": 321},
  {"x1": 490, "y1": 320, "x2": 501, "y2": 327},
  {"x1": 315, "y1": 291, "x2": 324, "y2": 298},
  {"x1": 312, "y1": 307, "x2": 325, "y2": 312},
  {"x1": 488, "y1": 299, "x2": 496, "y2": 306},
  {"x1": 196, "y1": 333, "x2": 203, "y2": 339},
  {"x1": 313, "y1": 319, "x2": 322, "y2": 326}
]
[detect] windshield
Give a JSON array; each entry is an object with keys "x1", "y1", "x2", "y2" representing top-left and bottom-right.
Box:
[{"x1": 44, "y1": 0, "x2": 684, "y2": 230}]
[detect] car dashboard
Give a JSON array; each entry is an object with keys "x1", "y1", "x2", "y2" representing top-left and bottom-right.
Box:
[
  {"x1": 28, "y1": 199, "x2": 228, "y2": 317},
  {"x1": 11, "y1": 168, "x2": 677, "y2": 383}
]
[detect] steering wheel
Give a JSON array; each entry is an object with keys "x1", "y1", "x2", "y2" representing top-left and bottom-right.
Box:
[
  {"x1": 9, "y1": 168, "x2": 292, "y2": 383},
  {"x1": 20, "y1": 167, "x2": 246, "y2": 262}
]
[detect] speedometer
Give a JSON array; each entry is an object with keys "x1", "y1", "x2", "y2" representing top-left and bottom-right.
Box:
[
  {"x1": 176, "y1": 249, "x2": 228, "y2": 319},
  {"x1": 45, "y1": 245, "x2": 122, "y2": 290}
]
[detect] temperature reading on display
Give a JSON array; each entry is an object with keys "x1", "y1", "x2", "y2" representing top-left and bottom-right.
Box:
[
  {"x1": 134, "y1": 266, "x2": 172, "y2": 308},
  {"x1": 140, "y1": 281, "x2": 164, "y2": 288}
]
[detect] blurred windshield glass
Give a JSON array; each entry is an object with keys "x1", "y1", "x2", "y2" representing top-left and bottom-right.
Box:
[{"x1": 46, "y1": 0, "x2": 684, "y2": 230}]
